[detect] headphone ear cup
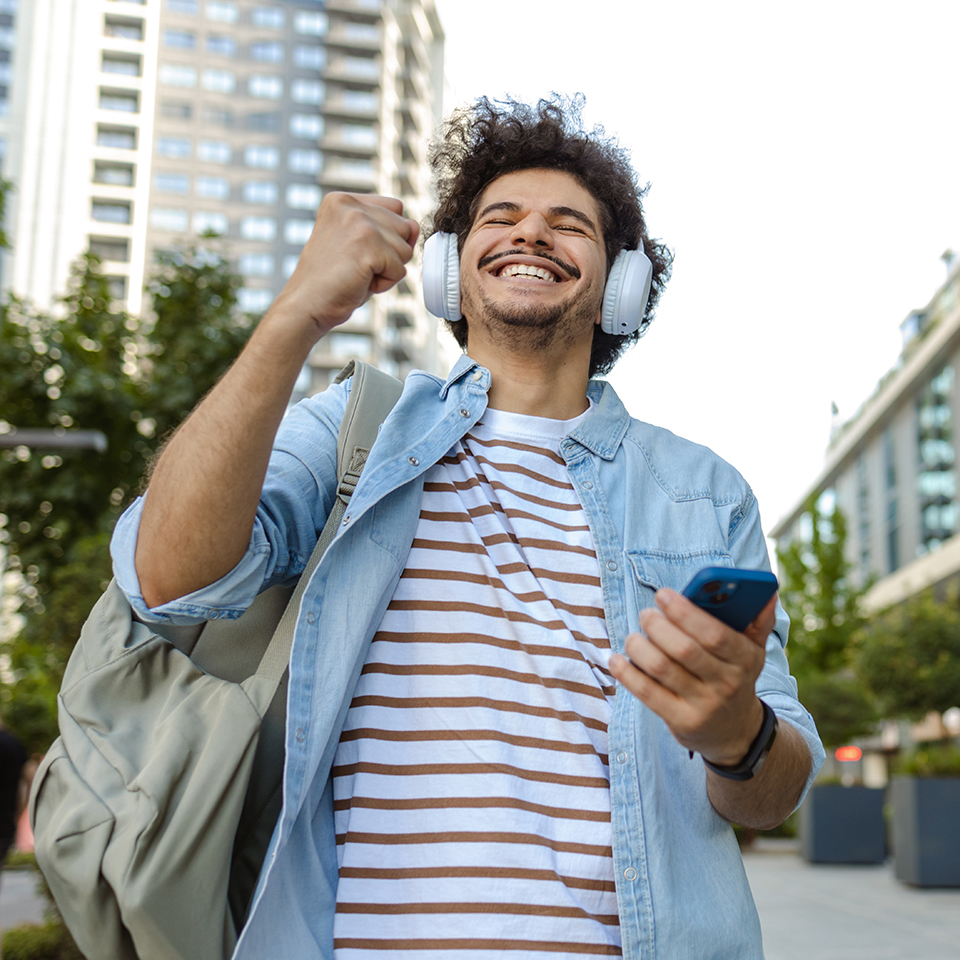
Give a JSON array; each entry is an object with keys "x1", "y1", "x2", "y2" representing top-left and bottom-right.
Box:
[
  {"x1": 422, "y1": 232, "x2": 462, "y2": 321},
  {"x1": 601, "y1": 248, "x2": 654, "y2": 335}
]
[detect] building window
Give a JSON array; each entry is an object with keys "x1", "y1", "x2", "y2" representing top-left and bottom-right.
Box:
[
  {"x1": 92, "y1": 200, "x2": 132, "y2": 224},
  {"x1": 193, "y1": 211, "x2": 228, "y2": 235},
  {"x1": 166, "y1": 0, "x2": 199, "y2": 13},
  {"x1": 238, "y1": 288, "x2": 273, "y2": 313},
  {"x1": 163, "y1": 28, "x2": 196, "y2": 48},
  {"x1": 917, "y1": 364, "x2": 957, "y2": 555},
  {"x1": 104, "y1": 17, "x2": 144, "y2": 40},
  {"x1": 206, "y1": 34, "x2": 236, "y2": 56},
  {"x1": 89, "y1": 237, "x2": 130, "y2": 262},
  {"x1": 244, "y1": 144, "x2": 279, "y2": 168},
  {"x1": 196, "y1": 175, "x2": 230, "y2": 199},
  {"x1": 286, "y1": 183, "x2": 320, "y2": 210},
  {"x1": 293, "y1": 45, "x2": 325, "y2": 70},
  {"x1": 340, "y1": 89, "x2": 377, "y2": 112},
  {"x1": 102, "y1": 53, "x2": 141, "y2": 76},
  {"x1": 198, "y1": 139, "x2": 231, "y2": 163},
  {"x1": 340, "y1": 123, "x2": 376, "y2": 147},
  {"x1": 205, "y1": 1, "x2": 238, "y2": 23},
  {"x1": 344, "y1": 22, "x2": 379, "y2": 43},
  {"x1": 290, "y1": 113, "x2": 323, "y2": 139},
  {"x1": 96, "y1": 125, "x2": 136, "y2": 149},
  {"x1": 157, "y1": 136, "x2": 192, "y2": 158},
  {"x1": 150, "y1": 208, "x2": 189, "y2": 231},
  {"x1": 161, "y1": 100, "x2": 194, "y2": 119},
  {"x1": 240, "y1": 215, "x2": 276, "y2": 240},
  {"x1": 251, "y1": 6, "x2": 284, "y2": 28},
  {"x1": 107, "y1": 276, "x2": 127, "y2": 300},
  {"x1": 288, "y1": 149, "x2": 321, "y2": 174},
  {"x1": 291, "y1": 79, "x2": 324, "y2": 105},
  {"x1": 283, "y1": 254, "x2": 298, "y2": 278},
  {"x1": 248, "y1": 74, "x2": 282, "y2": 99},
  {"x1": 99, "y1": 89, "x2": 139, "y2": 113},
  {"x1": 93, "y1": 161, "x2": 135, "y2": 185},
  {"x1": 284, "y1": 219, "x2": 313, "y2": 245},
  {"x1": 202, "y1": 107, "x2": 234, "y2": 127},
  {"x1": 242, "y1": 179, "x2": 278, "y2": 204},
  {"x1": 246, "y1": 111, "x2": 280, "y2": 132},
  {"x1": 239, "y1": 252, "x2": 275, "y2": 276},
  {"x1": 328, "y1": 332, "x2": 371, "y2": 360},
  {"x1": 159, "y1": 63, "x2": 197, "y2": 87},
  {"x1": 343, "y1": 56, "x2": 378, "y2": 80},
  {"x1": 250, "y1": 41, "x2": 283, "y2": 62},
  {"x1": 294, "y1": 11, "x2": 327, "y2": 36},
  {"x1": 202, "y1": 68, "x2": 235, "y2": 93},
  {"x1": 154, "y1": 172, "x2": 190, "y2": 193}
]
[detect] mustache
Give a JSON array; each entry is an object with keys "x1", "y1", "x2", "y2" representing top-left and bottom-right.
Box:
[{"x1": 477, "y1": 249, "x2": 581, "y2": 280}]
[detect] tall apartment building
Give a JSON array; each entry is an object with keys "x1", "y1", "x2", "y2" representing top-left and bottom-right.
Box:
[
  {"x1": 0, "y1": 0, "x2": 446, "y2": 395},
  {"x1": 772, "y1": 253, "x2": 960, "y2": 614}
]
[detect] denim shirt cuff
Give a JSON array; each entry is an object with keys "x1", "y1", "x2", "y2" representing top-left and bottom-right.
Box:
[{"x1": 110, "y1": 495, "x2": 271, "y2": 625}]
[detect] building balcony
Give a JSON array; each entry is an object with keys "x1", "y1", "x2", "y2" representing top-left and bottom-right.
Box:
[
  {"x1": 322, "y1": 0, "x2": 382, "y2": 19},
  {"x1": 322, "y1": 92, "x2": 380, "y2": 122},
  {"x1": 319, "y1": 158, "x2": 378, "y2": 192},
  {"x1": 320, "y1": 131, "x2": 378, "y2": 158},
  {"x1": 322, "y1": 56, "x2": 381, "y2": 87},
  {"x1": 325, "y1": 24, "x2": 381, "y2": 54}
]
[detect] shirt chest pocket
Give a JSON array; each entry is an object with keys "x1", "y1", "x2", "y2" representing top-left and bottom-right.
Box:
[{"x1": 626, "y1": 550, "x2": 733, "y2": 616}]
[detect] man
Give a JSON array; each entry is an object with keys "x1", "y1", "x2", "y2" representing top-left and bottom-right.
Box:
[{"x1": 113, "y1": 97, "x2": 823, "y2": 959}]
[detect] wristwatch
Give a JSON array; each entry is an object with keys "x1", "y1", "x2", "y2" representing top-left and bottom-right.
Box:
[{"x1": 702, "y1": 699, "x2": 778, "y2": 781}]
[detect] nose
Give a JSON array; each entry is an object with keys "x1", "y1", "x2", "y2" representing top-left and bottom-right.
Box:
[{"x1": 510, "y1": 213, "x2": 554, "y2": 249}]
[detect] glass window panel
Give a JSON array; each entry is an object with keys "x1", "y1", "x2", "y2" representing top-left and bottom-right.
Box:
[
  {"x1": 163, "y1": 28, "x2": 196, "y2": 48},
  {"x1": 286, "y1": 182, "x2": 320, "y2": 210},
  {"x1": 283, "y1": 254, "x2": 299, "y2": 278},
  {"x1": 206, "y1": 34, "x2": 236, "y2": 56},
  {"x1": 159, "y1": 63, "x2": 197, "y2": 87},
  {"x1": 294, "y1": 11, "x2": 326, "y2": 35},
  {"x1": 239, "y1": 252, "x2": 275, "y2": 276},
  {"x1": 244, "y1": 144, "x2": 279, "y2": 168},
  {"x1": 151, "y1": 208, "x2": 189, "y2": 231},
  {"x1": 248, "y1": 74, "x2": 283, "y2": 99},
  {"x1": 246, "y1": 111, "x2": 280, "y2": 131},
  {"x1": 251, "y1": 6, "x2": 284, "y2": 28},
  {"x1": 291, "y1": 79, "x2": 324, "y2": 104},
  {"x1": 89, "y1": 237, "x2": 130, "y2": 262},
  {"x1": 96, "y1": 126, "x2": 136, "y2": 149},
  {"x1": 242, "y1": 179, "x2": 278, "y2": 203},
  {"x1": 99, "y1": 90, "x2": 139, "y2": 112},
  {"x1": 167, "y1": 0, "x2": 199, "y2": 13},
  {"x1": 250, "y1": 41, "x2": 283, "y2": 62},
  {"x1": 238, "y1": 288, "x2": 273, "y2": 313},
  {"x1": 104, "y1": 18, "x2": 144, "y2": 40},
  {"x1": 154, "y1": 172, "x2": 190, "y2": 193},
  {"x1": 93, "y1": 161, "x2": 134, "y2": 185},
  {"x1": 205, "y1": 1, "x2": 237, "y2": 23},
  {"x1": 290, "y1": 113, "x2": 323, "y2": 139},
  {"x1": 198, "y1": 140, "x2": 231, "y2": 163},
  {"x1": 293, "y1": 45, "x2": 325, "y2": 70},
  {"x1": 344, "y1": 22, "x2": 378, "y2": 41},
  {"x1": 240, "y1": 216, "x2": 276, "y2": 240},
  {"x1": 102, "y1": 54, "x2": 141, "y2": 76},
  {"x1": 161, "y1": 100, "x2": 193, "y2": 119},
  {"x1": 202, "y1": 106, "x2": 233, "y2": 126},
  {"x1": 91, "y1": 201, "x2": 131, "y2": 224},
  {"x1": 193, "y1": 211, "x2": 228, "y2": 235},
  {"x1": 202, "y1": 68, "x2": 235, "y2": 93},
  {"x1": 288, "y1": 149, "x2": 321, "y2": 174},
  {"x1": 340, "y1": 123, "x2": 376, "y2": 147},
  {"x1": 196, "y1": 175, "x2": 229, "y2": 199},
  {"x1": 343, "y1": 56, "x2": 378, "y2": 79},
  {"x1": 157, "y1": 136, "x2": 192, "y2": 158},
  {"x1": 284, "y1": 219, "x2": 314, "y2": 245}
]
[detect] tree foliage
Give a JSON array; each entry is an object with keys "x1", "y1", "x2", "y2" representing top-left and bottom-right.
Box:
[
  {"x1": 0, "y1": 245, "x2": 249, "y2": 753},
  {"x1": 776, "y1": 495, "x2": 877, "y2": 746},
  {"x1": 857, "y1": 589, "x2": 960, "y2": 721}
]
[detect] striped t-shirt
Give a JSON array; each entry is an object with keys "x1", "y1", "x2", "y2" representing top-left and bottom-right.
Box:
[{"x1": 331, "y1": 403, "x2": 620, "y2": 958}]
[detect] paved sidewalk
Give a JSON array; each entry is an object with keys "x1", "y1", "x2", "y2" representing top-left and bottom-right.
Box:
[
  {"x1": 743, "y1": 842, "x2": 960, "y2": 960},
  {"x1": 0, "y1": 868, "x2": 46, "y2": 929}
]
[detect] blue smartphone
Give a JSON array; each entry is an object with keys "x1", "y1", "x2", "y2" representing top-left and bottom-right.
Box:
[{"x1": 681, "y1": 567, "x2": 778, "y2": 632}]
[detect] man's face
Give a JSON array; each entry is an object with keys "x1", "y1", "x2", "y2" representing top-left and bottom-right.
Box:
[{"x1": 458, "y1": 168, "x2": 607, "y2": 354}]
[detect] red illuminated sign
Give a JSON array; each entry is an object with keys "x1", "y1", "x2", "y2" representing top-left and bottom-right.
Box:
[{"x1": 835, "y1": 746, "x2": 863, "y2": 762}]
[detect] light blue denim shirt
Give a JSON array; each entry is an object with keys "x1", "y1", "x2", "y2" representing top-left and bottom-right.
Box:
[{"x1": 112, "y1": 353, "x2": 823, "y2": 960}]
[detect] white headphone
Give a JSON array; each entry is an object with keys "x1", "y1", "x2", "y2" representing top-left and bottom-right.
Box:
[{"x1": 422, "y1": 231, "x2": 653, "y2": 336}]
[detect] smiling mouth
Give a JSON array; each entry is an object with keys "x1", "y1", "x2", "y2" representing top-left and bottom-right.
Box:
[{"x1": 497, "y1": 263, "x2": 560, "y2": 282}]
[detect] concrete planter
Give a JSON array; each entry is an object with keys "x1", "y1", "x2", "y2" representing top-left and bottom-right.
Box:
[
  {"x1": 799, "y1": 784, "x2": 886, "y2": 864},
  {"x1": 890, "y1": 775, "x2": 960, "y2": 886}
]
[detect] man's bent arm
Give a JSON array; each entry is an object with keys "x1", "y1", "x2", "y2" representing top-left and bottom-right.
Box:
[{"x1": 135, "y1": 194, "x2": 419, "y2": 608}]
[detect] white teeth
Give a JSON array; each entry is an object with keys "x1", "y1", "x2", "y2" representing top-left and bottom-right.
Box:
[{"x1": 498, "y1": 263, "x2": 559, "y2": 282}]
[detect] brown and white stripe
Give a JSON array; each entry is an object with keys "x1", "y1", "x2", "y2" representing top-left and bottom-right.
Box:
[{"x1": 332, "y1": 404, "x2": 620, "y2": 958}]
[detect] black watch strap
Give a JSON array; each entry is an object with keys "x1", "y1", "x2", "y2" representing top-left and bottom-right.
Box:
[{"x1": 702, "y1": 700, "x2": 778, "y2": 781}]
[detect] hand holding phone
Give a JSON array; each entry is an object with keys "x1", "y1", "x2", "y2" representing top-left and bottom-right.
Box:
[{"x1": 681, "y1": 567, "x2": 778, "y2": 632}]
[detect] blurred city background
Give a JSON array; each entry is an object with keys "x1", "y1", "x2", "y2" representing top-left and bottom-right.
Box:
[{"x1": 1, "y1": 1, "x2": 959, "y2": 957}]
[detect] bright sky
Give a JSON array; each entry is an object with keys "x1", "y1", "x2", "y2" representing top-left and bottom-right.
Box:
[{"x1": 431, "y1": 0, "x2": 960, "y2": 541}]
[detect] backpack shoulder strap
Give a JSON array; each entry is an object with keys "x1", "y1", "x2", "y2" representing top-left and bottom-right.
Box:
[{"x1": 255, "y1": 360, "x2": 402, "y2": 681}]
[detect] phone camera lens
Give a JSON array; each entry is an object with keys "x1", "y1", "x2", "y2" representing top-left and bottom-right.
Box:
[
  {"x1": 712, "y1": 591, "x2": 730, "y2": 604},
  {"x1": 704, "y1": 580, "x2": 721, "y2": 593}
]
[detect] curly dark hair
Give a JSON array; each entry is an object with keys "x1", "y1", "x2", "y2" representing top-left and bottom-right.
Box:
[{"x1": 426, "y1": 94, "x2": 672, "y2": 377}]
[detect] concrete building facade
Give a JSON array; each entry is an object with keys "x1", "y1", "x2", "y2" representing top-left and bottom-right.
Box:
[
  {"x1": 771, "y1": 253, "x2": 960, "y2": 615},
  {"x1": 0, "y1": 0, "x2": 447, "y2": 396}
]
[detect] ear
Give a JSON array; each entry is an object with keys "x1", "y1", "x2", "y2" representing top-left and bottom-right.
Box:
[
  {"x1": 422, "y1": 232, "x2": 462, "y2": 321},
  {"x1": 600, "y1": 248, "x2": 654, "y2": 335}
]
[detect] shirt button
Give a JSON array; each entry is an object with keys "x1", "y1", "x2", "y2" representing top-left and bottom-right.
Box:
[
  {"x1": 305, "y1": 611, "x2": 316, "y2": 624},
  {"x1": 472, "y1": 370, "x2": 482, "y2": 381},
  {"x1": 408, "y1": 456, "x2": 419, "y2": 466},
  {"x1": 623, "y1": 867, "x2": 638, "y2": 882},
  {"x1": 295, "y1": 728, "x2": 306, "y2": 743},
  {"x1": 342, "y1": 514, "x2": 351, "y2": 525},
  {"x1": 617, "y1": 752, "x2": 628, "y2": 764},
  {"x1": 460, "y1": 408, "x2": 470, "y2": 417},
  {"x1": 607, "y1": 561, "x2": 618, "y2": 571},
  {"x1": 581, "y1": 480, "x2": 593, "y2": 489},
  {"x1": 208, "y1": 609, "x2": 220, "y2": 620}
]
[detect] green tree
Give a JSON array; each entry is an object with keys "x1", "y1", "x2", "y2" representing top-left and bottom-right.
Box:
[
  {"x1": 0, "y1": 244, "x2": 249, "y2": 752},
  {"x1": 777, "y1": 494, "x2": 877, "y2": 747}
]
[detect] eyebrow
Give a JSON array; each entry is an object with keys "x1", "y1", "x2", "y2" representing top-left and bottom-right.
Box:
[{"x1": 476, "y1": 200, "x2": 598, "y2": 234}]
